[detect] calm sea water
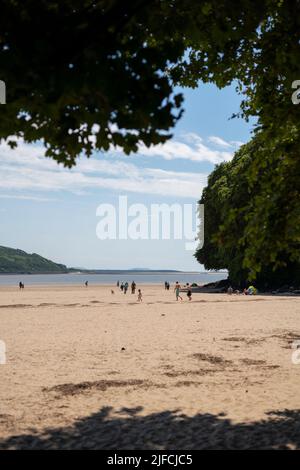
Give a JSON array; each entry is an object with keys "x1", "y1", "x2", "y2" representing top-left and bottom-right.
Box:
[{"x1": 0, "y1": 272, "x2": 227, "y2": 287}]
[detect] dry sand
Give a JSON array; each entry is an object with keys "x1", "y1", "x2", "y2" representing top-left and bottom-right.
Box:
[{"x1": 0, "y1": 284, "x2": 300, "y2": 449}]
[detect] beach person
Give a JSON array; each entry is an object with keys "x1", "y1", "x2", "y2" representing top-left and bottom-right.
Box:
[
  {"x1": 120, "y1": 283, "x2": 124, "y2": 291},
  {"x1": 166, "y1": 282, "x2": 170, "y2": 291},
  {"x1": 137, "y1": 289, "x2": 142, "y2": 302},
  {"x1": 19, "y1": 281, "x2": 24, "y2": 290},
  {"x1": 85, "y1": 281, "x2": 88, "y2": 287},
  {"x1": 164, "y1": 281, "x2": 168, "y2": 290},
  {"x1": 247, "y1": 285, "x2": 257, "y2": 295},
  {"x1": 187, "y1": 288, "x2": 192, "y2": 301},
  {"x1": 124, "y1": 281, "x2": 129, "y2": 294},
  {"x1": 174, "y1": 282, "x2": 183, "y2": 301},
  {"x1": 131, "y1": 281, "x2": 136, "y2": 294},
  {"x1": 117, "y1": 280, "x2": 120, "y2": 287},
  {"x1": 227, "y1": 286, "x2": 233, "y2": 295}
]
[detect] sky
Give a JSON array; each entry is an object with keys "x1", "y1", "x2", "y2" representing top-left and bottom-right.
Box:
[{"x1": 0, "y1": 83, "x2": 255, "y2": 271}]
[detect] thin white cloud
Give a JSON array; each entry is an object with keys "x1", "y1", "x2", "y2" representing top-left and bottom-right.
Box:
[
  {"x1": 208, "y1": 136, "x2": 245, "y2": 150},
  {"x1": 107, "y1": 131, "x2": 235, "y2": 164},
  {"x1": 0, "y1": 194, "x2": 56, "y2": 202},
  {"x1": 0, "y1": 140, "x2": 208, "y2": 198},
  {"x1": 230, "y1": 140, "x2": 245, "y2": 147},
  {"x1": 137, "y1": 139, "x2": 232, "y2": 164},
  {"x1": 208, "y1": 136, "x2": 232, "y2": 148},
  {"x1": 0, "y1": 132, "x2": 241, "y2": 199}
]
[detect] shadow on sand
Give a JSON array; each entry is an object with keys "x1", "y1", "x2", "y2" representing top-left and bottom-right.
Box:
[{"x1": 1, "y1": 407, "x2": 300, "y2": 449}]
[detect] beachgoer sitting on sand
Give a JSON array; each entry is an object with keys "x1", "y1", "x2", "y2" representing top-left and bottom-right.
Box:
[
  {"x1": 247, "y1": 285, "x2": 257, "y2": 295},
  {"x1": 137, "y1": 289, "x2": 142, "y2": 302}
]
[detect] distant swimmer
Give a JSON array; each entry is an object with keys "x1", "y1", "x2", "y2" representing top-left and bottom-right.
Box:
[
  {"x1": 137, "y1": 289, "x2": 142, "y2": 302},
  {"x1": 174, "y1": 282, "x2": 183, "y2": 301}
]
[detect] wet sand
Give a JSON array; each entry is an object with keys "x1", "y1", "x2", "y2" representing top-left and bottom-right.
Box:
[{"x1": 0, "y1": 284, "x2": 300, "y2": 449}]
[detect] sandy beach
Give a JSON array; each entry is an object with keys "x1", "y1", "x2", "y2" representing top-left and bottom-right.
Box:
[{"x1": 0, "y1": 284, "x2": 300, "y2": 449}]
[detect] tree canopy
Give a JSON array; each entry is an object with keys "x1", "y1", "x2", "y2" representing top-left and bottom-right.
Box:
[
  {"x1": 0, "y1": 1, "x2": 300, "y2": 165},
  {"x1": 195, "y1": 131, "x2": 300, "y2": 287}
]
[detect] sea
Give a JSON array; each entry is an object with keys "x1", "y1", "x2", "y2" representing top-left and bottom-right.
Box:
[{"x1": 0, "y1": 271, "x2": 227, "y2": 287}]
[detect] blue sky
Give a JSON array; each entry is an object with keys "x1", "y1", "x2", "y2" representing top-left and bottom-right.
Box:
[{"x1": 0, "y1": 83, "x2": 254, "y2": 270}]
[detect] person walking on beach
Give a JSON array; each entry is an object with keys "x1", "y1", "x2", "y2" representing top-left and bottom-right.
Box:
[
  {"x1": 124, "y1": 281, "x2": 129, "y2": 294},
  {"x1": 120, "y1": 283, "x2": 124, "y2": 292},
  {"x1": 137, "y1": 289, "x2": 142, "y2": 302},
  {"x1": 85, "y1": 281, "x2": 88, "y2": 287},
  {"x1": 117, "y1": 280, "x2": 120, "y2": 288},
  {"x1": 131, "y1": 281, "x2": 136, "y2": 294},
  {"x1": 187, "y1": 288, "x2": 192, "y2": 301},
  {"x1": 174, "y1": 282, "x2": 183, "y2": 301}
]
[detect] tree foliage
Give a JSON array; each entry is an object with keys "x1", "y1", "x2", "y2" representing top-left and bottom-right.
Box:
[
  {"x1": 0, "y1": 245, "x2": 68, "y2": 273},
  {"x1": 195, "y1": 132, "x2": 300, "y2": 287},
  {"x1": 1, "y1": 1, "x2": 300, "y2": 165},
  {"x1": 0, "y1": 0, "x2": 187, "y2": 166}
]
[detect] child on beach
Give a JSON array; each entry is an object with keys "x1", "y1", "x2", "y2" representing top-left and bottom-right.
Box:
[
  {"x1": 187, "y1": 288, "x2": 192, "y2": 301},
  {"x1": 137, "y1": 289, "x2": 142, "y2": 302},
  {"x1": 174, "y1": 282, "x2": 183, "y2": 301}
]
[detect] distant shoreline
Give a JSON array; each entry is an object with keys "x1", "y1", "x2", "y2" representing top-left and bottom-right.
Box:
[
  {"x1": 0, "y1": 271, "x2": 228, "y2": 287},
  {"x1": 0, "y1": 270, "x2": 228, "y2": 276}
]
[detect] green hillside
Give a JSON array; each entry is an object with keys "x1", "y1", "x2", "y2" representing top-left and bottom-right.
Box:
[{"x1": 0, "y1": 246, "x2": 68, "y2": 274}]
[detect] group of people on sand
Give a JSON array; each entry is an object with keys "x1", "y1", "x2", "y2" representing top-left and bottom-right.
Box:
[
  {"x1": 227, "y1": 285, "x2": 257, "y2": 295},
  {"x1": 117, "y1": 280, "x2": 142, "y2": 301},
  {"x1": 82, "y1": 278, "x2": 196, "y2": 302},
  {"x1": 173, "y1": 281, "x2": 192, "y2": 302}
]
